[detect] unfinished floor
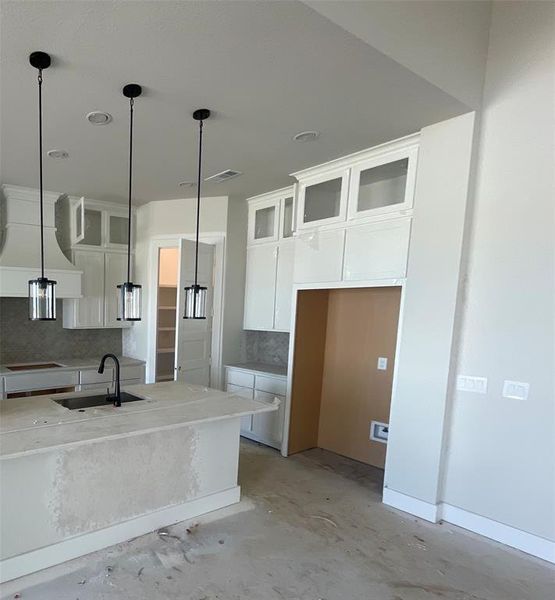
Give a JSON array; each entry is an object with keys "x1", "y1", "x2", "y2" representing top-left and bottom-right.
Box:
[{"x1": 2, "y1": 440, "x2": 552, "y2": 600}]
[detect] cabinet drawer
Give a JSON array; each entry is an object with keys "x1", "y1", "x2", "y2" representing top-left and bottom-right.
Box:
[
  {"x1": 4, "y1": 370, "x2": 78, "y2": 393},
  {"x1": 226, "y1": 369, "x2": 254, "y2": 389},
  {"x1": 254, "y1": 375, "x2": 287, "y2": 396},
  {"x1": 80, "y1": 367, "x2": 114, "y2": 385},
  {"x1": 226, "y1": 383, "x2": 254, "y2": 399},
  {"x1": 121, "y1": 365, "x2": 145, "y2": 382}
]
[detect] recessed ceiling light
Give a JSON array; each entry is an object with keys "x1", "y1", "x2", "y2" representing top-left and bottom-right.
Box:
[
  {"x1": 293, "y1": 130, "x2": 320, "y2": 142},
  {"x1": 86, "y1": 111, "x2": 112, "y2": 125},
  {"x1": 179, "y1": 181, "x2": 196, "y2": 187},
  {"x1": 47, "y1": 149, "x2": 69, "y2": 159}
]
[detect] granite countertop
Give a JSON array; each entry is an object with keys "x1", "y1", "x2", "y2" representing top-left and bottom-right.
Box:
[
  {"x1": 0, "y1": 356, "x2": 145, "y2": 377},
  {"x1": 0, "y1": 381, "x2": 278, "y2": 459},
  {"x1": 225, "y1": 362, "x2": 288, "y2": 377}
]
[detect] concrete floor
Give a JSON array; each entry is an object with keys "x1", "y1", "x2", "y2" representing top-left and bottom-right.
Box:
[{"x1": 2, "y1": 440, "x2": 553, "y2": 599}]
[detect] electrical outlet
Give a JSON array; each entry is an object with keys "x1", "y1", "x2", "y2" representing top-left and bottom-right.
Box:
[
  {"x1": 370, "y1": 421, "x2": 389, "y2": 443},
  {"x1": 502, "y1": 380, "x2": 529, "y2": 400},
  {"x1": 457, "y1": 375, "x2": 488, "y2": 394},
  {"x1": 377, "y1": 357, "x2": 388, "y2": 371}
]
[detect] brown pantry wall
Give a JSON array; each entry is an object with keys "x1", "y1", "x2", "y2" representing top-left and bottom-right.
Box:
[{"x1": 289, "y1": 287, "x2": 401, "y2": 469}]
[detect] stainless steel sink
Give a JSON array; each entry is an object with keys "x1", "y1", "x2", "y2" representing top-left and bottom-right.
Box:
[{"x1": 54, "y1": 392, "x2": 144, "y2": 410}]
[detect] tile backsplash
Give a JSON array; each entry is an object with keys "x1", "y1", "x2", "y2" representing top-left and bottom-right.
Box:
[
  {"x1": 244, "y1": 330, "x2": 289, "y2": 367},
  {"x1": 0, "y1": 298, "x2": 122, "y2": 364}
]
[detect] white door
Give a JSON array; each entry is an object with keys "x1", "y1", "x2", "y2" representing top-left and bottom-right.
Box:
[
  {"x1": 73, "y1": 250, "x2": 104, "y2": 327},
  {"x1": 243, "y1": 244, "x2": 278, "y2": 330},
  {"x1": 176, "y1": 239, "x2": 214, "y2": 386},
  {"x1": 274, "y1": 240, "x2": 295, "y2": 331}
]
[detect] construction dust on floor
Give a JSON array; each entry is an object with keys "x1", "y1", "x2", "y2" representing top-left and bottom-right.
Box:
[{"x1": 1, "y1": 440, "x2": 553, "y2": 600}]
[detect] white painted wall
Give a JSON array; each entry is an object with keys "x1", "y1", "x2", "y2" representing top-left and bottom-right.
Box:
[
  {"x1": 442, "y1": 2, "x2": 555, "y2": 541},
  {"x1": 384, "y1": 112, "x2": 476, "y2": 504},
  {"x1": 303, "y1": 0, "x2": 491, "y2": 108}
]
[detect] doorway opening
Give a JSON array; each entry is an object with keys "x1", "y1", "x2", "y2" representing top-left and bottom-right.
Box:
[
  {"x1": 287, "y1": 286, "x2": 402, "y2": 474},
  {"x1": 155, "y1": 247, "x2": 179, "y2": 382}
]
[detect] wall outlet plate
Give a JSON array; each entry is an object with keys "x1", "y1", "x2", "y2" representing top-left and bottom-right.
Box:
[
  {"x1": 370, "y1": 421, "x2": 389, "y2": 443},
  {"x1": 377, "y1": 357, "x2": 388, "y2": 371},
  {"x1": 502, "y1": 380, "x2": 529, "y2": 400},
  {"x1": 456, "y1": 375, "x2": 488, "y2": 394}
]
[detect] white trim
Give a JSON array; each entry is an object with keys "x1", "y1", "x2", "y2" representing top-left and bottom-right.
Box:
[
  {"x1": 0, "y1": 486, "x2": 240, "y2": 583},
  {"x1": 382, "y1": 490, "x2": 555, "y2": 564},
  {"x1": 439, "y1": 503, "x2": 555, "y2": 564},
  {"x1": 382, "y1": 488, "x2": 440, "y2": 523}
]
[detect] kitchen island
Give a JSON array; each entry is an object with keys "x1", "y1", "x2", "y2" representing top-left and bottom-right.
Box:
[{"x1": 0, "y1": 381, "x2": 279, "y2": 582}]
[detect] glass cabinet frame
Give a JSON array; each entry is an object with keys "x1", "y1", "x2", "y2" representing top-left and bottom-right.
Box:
[
  {"x1": 295, "y1": 167, "x2": 350, "y2": 231},
  {"x1": 347, "y1": 146, "x2": 418, "y2": 221},
  {"x1": 247, "y1": 186, "x2": 296, "y2": 245}
]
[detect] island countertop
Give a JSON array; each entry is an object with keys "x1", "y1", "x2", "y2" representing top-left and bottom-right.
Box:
[{"x1": 0, "y1": 381, "x2": 278, "y2": 460}]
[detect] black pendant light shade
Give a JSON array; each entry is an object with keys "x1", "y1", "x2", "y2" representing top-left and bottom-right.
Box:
[
  {"x1": 184, "y1": 109, "x2": 210, "y2": 320},
  {"x1": 117, "y1": 83, "x2": 142, "y2": 321},
  {"x1": 28, "y1": 51, "x2": 57, "y2": 320}
]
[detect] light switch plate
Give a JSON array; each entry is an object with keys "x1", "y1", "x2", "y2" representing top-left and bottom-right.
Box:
[
  {"x1": 502, "y1": 380, "x2": 529, "y2": 400},
  {"x1": 377, "y1": 357, "x2": 388, "y2": 371},
  {"x1": 457, "y1": 375, "x2": 488, "y2": 394}
]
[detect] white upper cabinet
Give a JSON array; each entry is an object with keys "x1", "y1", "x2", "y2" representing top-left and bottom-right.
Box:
[
  {"x1": 348, "y1": 146, "x2": 418, "y2": 221},
  {"x1": 244, "y1": 244, "x2": 278, "y2": 330},
  {"x1": 294, "y1": 228, "x2": 345, "y2": 284},
  {"x1": 296, "y1": 168, "x2": 349, "y2": 230},
  {"x1": 248, "y1": 186, "x2": 296, "y2": 245},
  {"x1": 274, "y1": 239, "x2": 295, "y2": 330}
]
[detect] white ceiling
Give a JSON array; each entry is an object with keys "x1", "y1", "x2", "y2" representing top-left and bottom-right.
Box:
[{"x1": 0, "y1": 0, "x2": 469, "y2": 204}]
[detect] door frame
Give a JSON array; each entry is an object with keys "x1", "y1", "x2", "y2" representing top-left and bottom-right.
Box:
[{"x1": 146, "y1": 233, "x2": 226, "y2": 389}]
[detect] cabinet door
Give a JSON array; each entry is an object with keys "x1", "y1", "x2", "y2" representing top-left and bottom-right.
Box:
[
  {"x1": 104, "y1": 252, "x2": 132, "y2": 327},
  {"x1": 294, "y1": 228, "x2": 345, "y2": 284},
  {"x1": 343, "y1": 218, "x2": 411, "y2": 281},
  {"x1": 226, "y1": 383, "x2": 254, "y2": 433},
  {"x1": 348, "y1": 147, "x2": 418, "y2": 220},
  {"x1": 107, "y1": 213, "x2": 130, "y2": 248},
  {"x1": 274, "y1": 240, "x2": 294, "y2": 331},
  {"x1": 248, "y1": 198, "x2": 279, "y2": 244},
  {"x1": 70, "y1": 197, "x2": 86, "y2": 245},
  {"x1": 73, "y1": 251, "x2": 104, "y2": 327},
  {"x1": 297, "y1": 169, "x2": 349, "y2": 230},
  {"x1": 76, "y1": 208, "x2": 103, "y2": 247},
  {"x1": 280, "y1": 193, "x2": 295, "y2": 239},
  {"x1": 252, "y1": 390, "x2": 285, "y2": 449},
  {"x1": 244, "y1": 244, "x2": 278, "y2": 330}
]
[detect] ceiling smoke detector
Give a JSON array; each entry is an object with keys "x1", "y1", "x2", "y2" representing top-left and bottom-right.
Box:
[
  {"x1": 204, "y1": 169, "x2": 242, "y2": 184},
  {"x1": 86, "y1": 111, "x2": 112, "y2": 125},
  {"x1": 47, "y1": 149, "x2": 69, "y2": 159},
  {"x1": 293, "y1": 130, "x2": 320, "y2": 142}
]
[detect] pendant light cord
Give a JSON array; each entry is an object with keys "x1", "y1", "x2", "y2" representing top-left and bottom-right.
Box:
[
  {"x1": 38, "y1": 69, "x2": 45, "y2": 280},
  {"x1": 127, "y1": 97, "x2": 134, "y2": 284},
  {"x1": 194, "y1": 118, "x2": 203, "y2": 287}
]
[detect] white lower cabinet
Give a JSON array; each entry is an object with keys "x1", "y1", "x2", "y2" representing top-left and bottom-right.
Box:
[
  {"x1": 225, "y1": 366, "x2": 286, "y2": 450},
  {"x1": 343, "y1": 218, "x2": 411, "y2": 281},
  {"x1": 294, "y1": 228, "x2": 345, "y2": 283}
]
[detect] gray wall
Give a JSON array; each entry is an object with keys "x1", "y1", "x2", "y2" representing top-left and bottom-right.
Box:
[{"x1": 0, "y1": 299, "x2": 122, "y2": 364}]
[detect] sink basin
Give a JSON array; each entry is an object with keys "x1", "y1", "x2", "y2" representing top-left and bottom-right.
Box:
[{"x1": 54, "y1": 392, "x2": 145, "y2": 410}]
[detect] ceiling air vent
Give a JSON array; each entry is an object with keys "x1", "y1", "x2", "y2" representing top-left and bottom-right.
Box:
[{"x1": 204, "y1": 169, "x2": 242, "y2": 184}]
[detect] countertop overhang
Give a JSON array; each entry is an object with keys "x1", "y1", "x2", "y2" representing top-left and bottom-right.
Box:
[{"x1": 0, "y1": 381, "x2": 279, "y2": 460}]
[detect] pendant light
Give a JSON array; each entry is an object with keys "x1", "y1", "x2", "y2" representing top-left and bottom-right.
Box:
[
  {"x1": 183, "y1": 109, "x2": 210, "y2": 320},
  {"x1": 117, "y1": 84, "x2": 142, "y2": 321},
  {"x1": 28, "y1": 51, "x2": 56, "y2": 321}
]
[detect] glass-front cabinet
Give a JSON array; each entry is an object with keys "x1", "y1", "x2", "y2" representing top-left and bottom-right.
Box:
[
  {"x1": 348, "y1": 146, "x2": 418, "y2": 220},
  {"x1": 296, "y1": 168, "x2": 349, "y2": 230},
  {"x1": 247, "y1": 186, "x2": 296, "y2": 245},
  {"x1": 70, "y1": 196, "x2": 132, "y2": 249}
]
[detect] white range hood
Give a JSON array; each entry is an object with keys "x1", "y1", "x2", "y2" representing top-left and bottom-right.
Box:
[{"x1": 0, "y1": 184, "x2": 82, "y2": 298}]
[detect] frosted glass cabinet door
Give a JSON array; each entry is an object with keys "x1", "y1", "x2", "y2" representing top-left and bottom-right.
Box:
[
  {"x1": 76, "y1": 209, "x2": 102, "y2": 246},
  {"x1": 244, "y1": 244, "x2": 278, "y2": 330},
  {"x1": 108, "y1": 215, "x2": 129, "y2": 246},
  {"x1": 297, "y1": 169, "x2": 349, "y2": 229},
  {"x1": 281, "y1": 196, "x2": 294, "y2": 238},
  {"x1": 348, "y1": 147, "x2": 418, "y2": 220},
  {"x1": 248, "y1": 199, "x2": 279, "y2": 244}
]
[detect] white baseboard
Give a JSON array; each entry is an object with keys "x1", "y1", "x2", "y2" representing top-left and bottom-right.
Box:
[
  {"x1": 382, "y1": 488, "x2": 440, "y2": 523},
  {"x1": 439, "y1": 503, "x2": 555, "y2": 564},
  {"x1": 0, "y1": 486, "x2": 241, "y2": 583},
  {"x1": 382, "y1": 488, "x2": 555, "y2": 564}
]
